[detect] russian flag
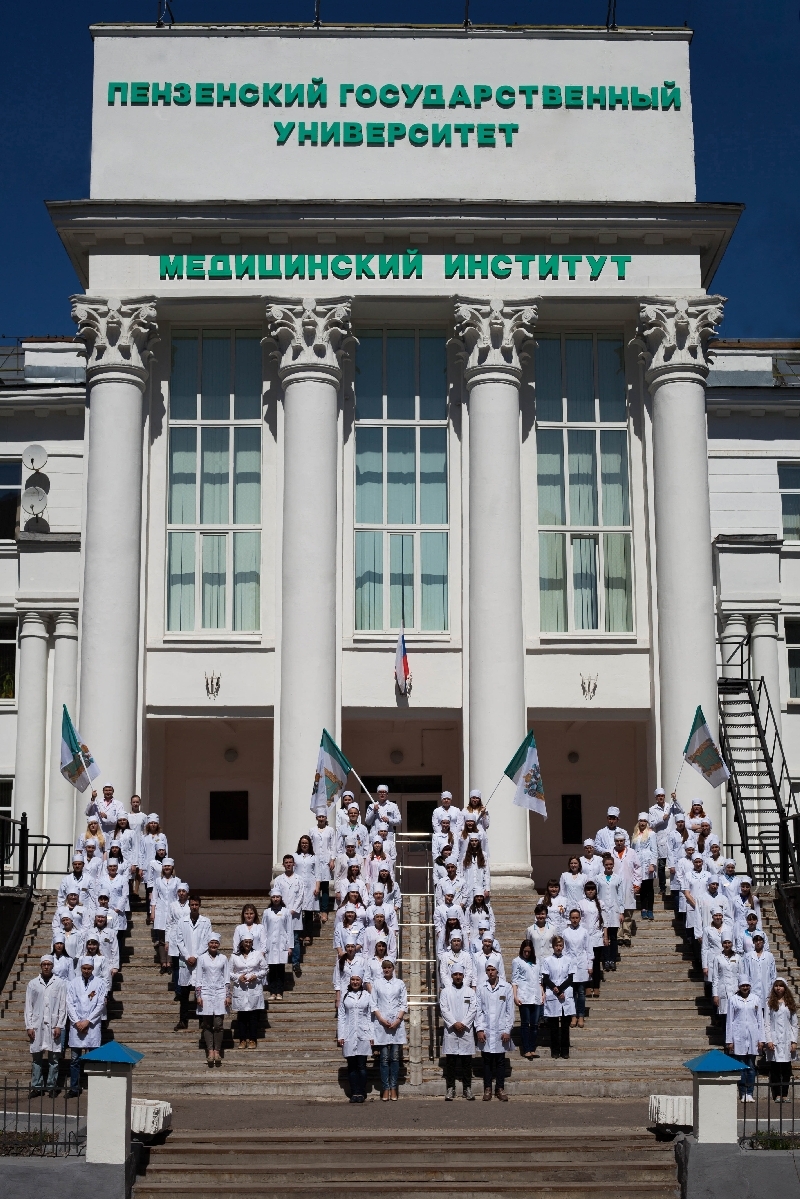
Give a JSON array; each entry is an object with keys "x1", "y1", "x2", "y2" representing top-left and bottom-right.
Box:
[{"x1": 394, "y1": 624, "x2": 410, "y2": 694}]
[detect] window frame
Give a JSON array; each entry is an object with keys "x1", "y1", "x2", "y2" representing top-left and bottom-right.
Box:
[
  {"x1": 164, "y1": 327, "x2": 264, "y2": 639},
  {"x1": 778, "y1": 462, "x2": 800, "y2": 542},
  {"x1": 534, "y1": 330, "x2": 635, "y2": 639}
]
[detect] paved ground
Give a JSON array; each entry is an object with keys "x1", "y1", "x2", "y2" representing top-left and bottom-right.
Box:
[{"x1": 166, "y1": 1095, "x2": 652, "y2": 1132}]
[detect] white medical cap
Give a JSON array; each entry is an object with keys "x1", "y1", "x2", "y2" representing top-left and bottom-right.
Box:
[
  {"x1": 343, "y1": 790, "x2": 354, "y2": 800},
  {"x1": 148, "y1": 813, "x2": 160, "y2": 822},
  {"x1": 441, "y1": 791, "x2": 452, "y2": 800},
  {"x1": 377, "y1": 784, "x2": 389, "y2": 793},
  {"x1": 613, "y1": 830, "x2": 626, "y2": 840},
  {"x1": 740, "y1": 876, "x2": 752, "y2": 885},
  {"x1": 207, "y1": 931, "x2": 221, "y2": 942},
  {"x1": 66, "y1": 887, "x2": 79, "y2": 897},
  {"x1": 270, "y1": 887, "x2": 282, "y2": 897},
  {"x1": 607, "y1": 806, "x2": 620, "y2": 817},
  {"x1": 638, "y1": 812, "x2": 649, "y2": 821},
  {"x1": 80, "y1": 956, "x2": 95, "y2": 967},
  {"x1": 84, "y1": 838, "x2": 97, "y2": 847},
  {"x1": 376, "y1": 821, "x2": 389, "y2": 832},
  {"x1": 345, "y1": 834, "x2": 357, "y2": 846},
  {"x1": 583, "y1": 838, "x2": 595, "y2": 847},
  {"x1": 178, "y1": 881, "x2": 190, "y2": 890},
  {"x1": 469, "y1": 789, "x2": 482, "y2": 799},
  {"x1": 654, "y1": 788, "x2": 666, "y2": 797},
  {"x1": 72, "y1": 852, "x2": 84, "y2": 861},
  {"x1": 40, "y1": 955, "x2": 54, "y2": 964},
  {"x1": 162, "y1": 857, "x2": 174, "y2": 866}
]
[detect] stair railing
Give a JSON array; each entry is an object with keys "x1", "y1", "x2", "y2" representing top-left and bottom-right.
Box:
[{"x1": 0, "y1": 813, "x2": 51, "y2": 996}]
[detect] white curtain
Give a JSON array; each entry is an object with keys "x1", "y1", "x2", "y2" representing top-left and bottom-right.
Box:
[
  {"x1": 536, "y1": 429, "x2": 565, "y2": 525},
  {"x1": 355, "y1": 427, "x2": 383, "y2": 523},
  {"x1": 539, "y1": 532, "x2": 567, "y2": 632},
  {"x1": 600, "y1": 430, "x2": 630, "y2": 525},
  {"x1": 233, "y1": 531, "x2": 260, "y2": 631},
  {"x1": 534, "y1": 335, "x2": 563, "y2": 421},
  {"x1": 233, "y1": 428, "x2": 261, "y2": 524},
  {"x1": 390, "y1": 534, "x2": 414, "y2": 628},
  {"x1": 568, "y1": 430, "x2": 598, "y2": 525},
  {"x1": 572, "y1": 536, "x2": 599, "y2": 630},
  {"x1": 565, "y1": 336, "x2": 594, "y2": 422},
  {"x1": 420, "y1": 428, "x2": 447, "y2": 523},
  {"x1": 421, "y1": 532, "x2": 448, "y2": 630},
  {"x1": 597, "y1": 336, "x2": 626, "y2": 422},
  {"x1": 170, "y1": 333, "x2": 198, "y2": 420},
  {"x1": 386, "y1": 332, "x2": 415, "y2": 420},
  {"x1": 419, "y1": 334, "x2": 447, "y2": 420},
  {"x1": 604, "y1": 533, "x2": 633, "y2": 632},
  {"x1": 387, "y1": 427, "x2": 416, "y2": 523},
  {"x1": 167, "y1": 532, "x2": 195, "y2": 631},
  {"x1": 201, "y1": 427, "x2": 230, "y2": 524},
  {"x1": 168, "y1": 428, "x2": 196, "y2": 524},
  {"x1": 783, "y1": 496, "x2": 800, "y2": 541},
  {"x1": 356, "y1": 334, "x2": 383, "y2": 420},
  {"x1": 234, "y1": 331, "x2": 262, "y2": 420},
  {"x1": 355, "y1": 531, "x2": 383, "y2": 630},
  {"x1": 201, "y1": 534, "x2": 227, "y2": 629},
  {"x1": 201, "y1": 330, "x2": 231, "y2": 420}
]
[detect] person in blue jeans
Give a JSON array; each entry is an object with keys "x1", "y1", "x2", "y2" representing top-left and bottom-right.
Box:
[
  {"x1": 511, "y1": 939, "x2": 542, "y2": 1059},
  {"x1": 371, "y1": 957, "x2": 408, "y2": 1101}
]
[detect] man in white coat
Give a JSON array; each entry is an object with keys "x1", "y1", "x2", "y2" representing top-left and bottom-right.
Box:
[
  {"x1": 365, "y1": 785, "x2": 402, "y2": 845},
  {"x1": 611, "y1": 831, "x2": 641, "y2": 946},
  {"x1": 474, "y1": 963, "x2": 514, "y2": 1101},
  {"x1": 24, "y1": 957, "x2": 67, "y2": 1097},
  {"x1": 273, "y1": 854, "x2": 306, "y2": 976},
  {"x1": 725, "y1": 977, "x2": 765, "y2": 1101},
  {"x1": 84, "y1": 785, "x2": 124, "y2": 838},
  {"x1": 440, "y1": 966, "x2": 476, "y2": 1100},
  {"x1": 432, "y1": 791, "x2": 464, "y2": 835},
  {"x1": 174, "y1": 895, "x2": 211, "y2": 1030},
  {"x1": 594, "y1": 806, "x2": 630, "y2": 854},
  {"x1": 740, "y1": 933, "x2": 776, "y2": 1016},
  {"x1": 648, "y1": 788, "x2": 684, "y2": 895},
  {"x1": 310, "y1": 812, "x2": 337, "y2": 922},
  {"x1": 66, "y1": 957, "x2": 107, "y2": 1096}
]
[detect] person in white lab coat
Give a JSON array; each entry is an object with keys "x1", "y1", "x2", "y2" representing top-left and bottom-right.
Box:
[
  {"x1": 24, "y1": 957, "x2": 67, "y2": 1097},
  {"x1": 230, "y1": 936, "x2": 267, "y2": 1048},
  {"x1": 150, "y1": 858, "x2": 180, "y2": 970},
  {"x1": 90, "y1": 913, "x2": 120, "y2": 979},
  {"x1": 740, "y1": 933, "x2": 776, "y2": 1014},
  {"x1": 594, "y1": 805, "x2": 630, "y2": 854},
  {"x1": 597, "y1": 855, "x2": 625, "y2": 970},
  {"x1": 310, "y1": 812, "x2": 336, "y2": 922},
  {"x1": 464, "y1": 894, "x2": 495, "y2": 941},
  {"x1": 335, "y1": 790, "x2": 357, "y2": 834},
  {"x1": 440, "y1": 966, "x2": 477, "y2": 1099},
  {"x1": 648, "y1": 787, "x2": 684, "y2": 895},
  {"x1": 66, "y1": 957, "x2": 107, "y2": 1096},
  {"x1": 579, "y1": 839, "x2": 604, "y2": 880},
  {"x1": 461, "y1": 836, "x2": 491, "y2": 902},
  {"x1": 435, "y1": 861, "x2": 467, "y2": 908},
  {"x1": 262, "y1": 890, "x2": 293, "y2": 999},
  {"x1": 370, "y1": 957, "x2": 407, "y2": 1100},
  {"x1": 541, "y1": 935, "x2": 575, "y2": 1060},
  {"x1": 611, "y1": 832, "x2": 641, "y2": 945},
  {"x1": 432, "y1": 816, "x2": 456, "y2": 862},
  {"x1": 52, "y1": 890, "x2": 85, "y2": 939},
  {"x1": 57, "y1": 915, "x2": 85, "y2": 966},
  {"x1": 365, "y1": 937, "x2": 390, "y2": 987},
  {"x1": 725, "y1": 977, "x2": 765, "y2": 1100},
  {"x1": 174, "y1": 895, "x2": 212, "y2": 1030},
  {"x1": 337, "y1": 974, "x2": 373, "y2": 1102},
  {"x1": 511, "y1": 939, "x2": 541, "y2": 1058},
  {"x1": 294, "y1": 836, "x2": 321, "y2": 944},
  {"x1": 696, "y1": 878, "x2": 733, "y2": 936},
  {"x1": 764, "y1": 978, "x2": 798, "y2": 1100},
  {"x1": 579, "y1": 881, "x2": 607, "y2": 998},
  {"x1": 432, "y1": 791, "x2": 464, "y2": 835},
  {"x1": 563, "y1": 909, "x2": 591, "y2": 1028},
  {"x1": 125, "y1": 794, "x2": 149, "y2": 898},
  {"x1": 85, "y1": 785, "x2": 124, "y2": 838},
  {"x1": 364, "y1": 836, "x2": 394, "y2": 891},
  {"x1": 232, "y1": 902, "x2": 266, "y2": 955},
  {"x1": 195, "y1": 933, "x2": 231, "y2": 1067},
  {"x1": 361, "y1": 911, "x2": 397, "y2": 961},
  {"x1": 273, "y1": 854, "x2": 305, "y2": 975},
  {"x1": 526, "y1": 905, "x2": 558, "y2": 967},
  {"x1": 711, "y1": 937, "x2": 741, "y2": 1027},
  {"x1": 558, "y1": 857, "x2": 588, "y2": 912},
  {"x1": 334, "y1": 939, "x2": 368, "y2": 1008},
  {"x1": 58, "y1": 854, "x2": 96, "y2": 913},
  {"x1": 101, "y1": 860, "x2": 130, "y2": 932},
  {"x1": 50, "y1": 939, "x2": 74, "y2": 985},
  {"x1": 631, "y1": 814, "x2": 658, "y2": 920},
  {"x1": 474, "y1": 963, "x2": 514, "y2": 1100},
  {"x1": 701, "y1": 911, "x2": 730, "y2": 987},
  {"x1": 337, "y1": 804, "x2": 370, "y2": 855},
  {"x1": 438, "y1": 930, "x2": 475, "y2": 990},
  {"x1": 167, "y1": 882, "x2": 192, "y2": 994},
  {"x1": 473, "y1": 933, "x2": 506, "y2": 988},
  {"x1": 365, "y1": 785, "x2": 402, "y2": 845}
]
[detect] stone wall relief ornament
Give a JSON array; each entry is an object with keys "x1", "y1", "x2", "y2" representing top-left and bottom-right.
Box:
[
  {"x1": 71, "y1": 295, "x2": 159, "y2": 379},
  {"x1": 451, "y1": 299, "x2": 538, "y2": 381},
  {"x1": 581, "y1": 674, "x2": 598, "y2": 701},
  {"x1": 263, "y1": 297, "x2": 356, "y2": 383},
  {"x1": 630, "y1": 295, "x2": 725, "y2": 387},
  {"x1": 205, "y1": 671, "x2": 221, "y2": 700}
]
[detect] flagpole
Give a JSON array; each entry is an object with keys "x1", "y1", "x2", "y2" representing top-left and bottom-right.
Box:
[
  {"x1": 671, "y1": 757, "x2": 686, "y2": 799},
  {"x1": 481, "y1": 774, "x2": 507, "y2": 809},
  {"x1": 348, "y1": 767, "x2": 376, "y2": 807}
]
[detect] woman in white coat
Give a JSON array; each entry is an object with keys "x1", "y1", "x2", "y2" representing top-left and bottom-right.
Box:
[
  {"x1": 579, "y1": 881, "x2": 607, "y2": 999},
  {"x1": 562, "y1": 909, "x2": 591, "y2": 1028},
  {"x1": 511, "y1": 939, "x2": 541, "y2": 1059},
  {"x1": 337, "y1": 974, "x2": 373, "y2": 1103},
  {"x1": 764, "y1": 978, "x2": 798, "y2": 1100},
  {"x1": 232, "y1": 902, "x2": 266, "y2": 955},
  {"x1": 711, "y1": 936, "x2": 741, "y2": 1027},
  {"x1": 370, "y1": 957, "x2": 407, "y2": 1101},
  {"x1": 66, "y1": 958, "x2": 107, "y2": 1096},
  {"x1": 261, "y1": 891, "x2": 293, "y2": 1000},
  {"x1": 438, "y1": 930, "x2": 475, "y2": 990},
  {"x1": 195, "y1": 933, "x2": 231, "y2": 1067},
  {"x1": 541, "y1": 935, "x2": 575, "y2": 1060},
  {"x1": 124, "y1": 795, "x2": 149, "y2": 897},
  {"x1": 526, "y1": 905, "x2": 558, "y2": 966},
  {"x1": 294, "y1": 836, "x2": 320, "y2": 945},
  {"x1": 558, "y1": 857, "x2": 587, "y2": 912},
  {"x1": 611, "y1": 832, "x2": 642, "y2": 946},
  {"x1": 597, "y1": 855, "x2": 625, "y2": 970},
  {"x1": 230, "y1": 935, "x2": 267, "y2": 1049},
  {"x1": 25, "y1": 957, "x2": 67, "y2": 1097},
  {"x1": 725, "y1": 977, "x2": 765, "y2": 1101},
  {"x1": 310, "y1": 812, "x2": 336, "y2": 922},
  {"x1": 631, "y1": 814, "x2": 659, "y2": 920},
  {"x1": 333, "y1": 939, "x2": 368, "y2": 1008}
]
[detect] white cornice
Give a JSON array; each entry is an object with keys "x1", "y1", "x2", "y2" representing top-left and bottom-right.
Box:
[{"x1": 89, "y1": 23, "x2": 693, "y2": 42}]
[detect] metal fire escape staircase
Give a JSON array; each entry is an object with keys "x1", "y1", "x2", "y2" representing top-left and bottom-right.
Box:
[{"x1": 718, "y1": 654, "x2": 800, "y2": 885}]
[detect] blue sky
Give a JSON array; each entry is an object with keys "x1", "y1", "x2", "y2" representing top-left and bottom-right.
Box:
[{"x1": 1, "y1": 0, "x2": 797, "y2": 338}]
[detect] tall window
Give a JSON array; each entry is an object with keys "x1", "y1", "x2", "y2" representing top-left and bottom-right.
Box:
[
  {"x1": 787, "y1": 623, "x2": 800, "y2": 700},
  {"x1": 354, "y1": 329, "x2": 449, "y2": 632},
  {"x1": 535, "y1": 333, "x2": 633, "y2": 634},
  {"x1": 167, "y1": 329, "x2": 262, "y2": 633},
  {"x1": 0, "y1": 462, "x2": 21, "y2": 540},
  {"x1": 0, "y1": 621, "x2": 16, "y2": 699},
  {"x1": 779, "y1": 464, "x2": 800, "y2": 540}
]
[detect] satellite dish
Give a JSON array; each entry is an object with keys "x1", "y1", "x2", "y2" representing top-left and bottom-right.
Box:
[
  {"x1": 22, "y1": 445, "x2": 47, "y2": 472},
  {"x1": 21, "y1": 486, "x2": 48, "y2": 517}
]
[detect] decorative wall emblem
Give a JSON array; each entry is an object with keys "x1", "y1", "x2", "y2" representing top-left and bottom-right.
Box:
[
  {"x1": 205, "y1": 671, "x2": 221, "y2": 700},
  {"x1": 580, "y1": 674, "x2": 598, "y2": 701}
]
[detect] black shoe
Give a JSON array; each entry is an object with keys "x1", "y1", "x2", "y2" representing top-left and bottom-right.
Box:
[
  {"x1": 173, "y1": 1021, "x2": 188, "y2": 1031},
  {"x1": 29, "y1": 1089, "x2": 42, "y2": 1099},
  {"x1": 560, "y1": 1051, "x2": 570, "y2": 1059},
  {"x1": 47, "y1": 1089, "x2": 61, "y2": 1098},
  {"x1": 67, "y1": 1090, "x2": 81, "y2": 1099},
  {"x1": 293, "y1": 964, "x2": 302, "y2": 977}
]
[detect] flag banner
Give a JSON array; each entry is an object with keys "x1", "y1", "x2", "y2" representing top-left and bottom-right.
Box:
[
  {"x1": 310, "y1": 728, "x2": 352, "y2": 814},
  {"x1": 394, "y1": 624, "x2": 411, "y2": 694},
  {"x1": 60, "y1": 705, "x2": 101, "y2": 793},
  {"x1": 683, "y1": 706, "x2": 731, "y2": 789},
  {"x1": 504, "y1": 729, "x2": 547, "y2": 818}
]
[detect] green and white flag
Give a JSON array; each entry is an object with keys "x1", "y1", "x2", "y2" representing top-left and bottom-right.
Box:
[
  {"x1": 683, "y1": 706, "x2": 730, "y2": 788},
  {"x1": 60, "y1": 705, "x2": 100, "y2": 793},
  {"x1": 310, "y1": 729, "x2": 352, "y2": 814},
  {"x1": 504, "y1": 729, "x2": 547, "y2": 819}
]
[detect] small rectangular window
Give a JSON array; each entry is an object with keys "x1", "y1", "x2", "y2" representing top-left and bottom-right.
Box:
[
  {"x1": 561, "y1": 794, "x2": 583, "y2": 844},
  {"x1": 779, "y1": 464, "x2": 800, "y2": 541},
  {"x1": 0, "y1": 462, "x2": 21, "y2": 540},
  {"x1": 0, "y1": 777, "x2": 12, "y2": 862},
  {"x1": 209, "y1": 791, "x2": 248, "y2": 840},
  {"x1": 787, "y1": 623, "x2": 800, "y2": 699},
  {"x1": 0, "y1": 622, "x2": 16, "y2": 699}
]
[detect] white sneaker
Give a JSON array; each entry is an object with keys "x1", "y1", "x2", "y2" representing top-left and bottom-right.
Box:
[
  {"x1": 445, "y1": 1087, "x2": 455, "y2": 1101},
  {"x1": 744, "y1": 1093, "x2": 756, "y2": 1103}
]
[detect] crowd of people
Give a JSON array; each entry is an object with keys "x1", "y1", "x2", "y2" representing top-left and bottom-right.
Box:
[{"x1": 22, "y1": 782, "x2": 798, "y2": 1104}]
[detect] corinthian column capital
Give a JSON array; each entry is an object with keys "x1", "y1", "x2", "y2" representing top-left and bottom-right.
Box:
[
  {"x1": 71, "y1": 295, "x2": 159, "y2": 386},
  {"x1": 451, "y1": 299, "x2": 538, "y2": 390},
  {"x1": 264, "y1": 297, "x2": 355, "y2": 387},
  {"x1": 632, "y1": 295, "x2": 725, "y2": 391}
]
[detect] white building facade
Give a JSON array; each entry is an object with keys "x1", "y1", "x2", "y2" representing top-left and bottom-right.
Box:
[{"x1": 2, "y1": 23, "x2": 798, "y2": 889}]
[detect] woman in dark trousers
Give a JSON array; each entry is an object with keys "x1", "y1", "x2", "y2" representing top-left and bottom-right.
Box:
[
  {"x1": 541, "y1": 935, "x2": 575, "y2": 1060},
  {"x1": 511, "y1": 939, "x2": 542, "y2": 1059},
  {"x1": 336, "y1": 974, "x2": 373, "y2": 1103}
]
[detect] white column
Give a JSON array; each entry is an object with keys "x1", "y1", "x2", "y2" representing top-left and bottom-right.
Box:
[
  {"x1": 72, "y1": 296, "x2": 158, "y2": 800},
  {"x1": 750, "y1": 612, "x2": 782, "y2": 733},
  {"x1": 720, "y1": 611, "x2": 749, "y2": 679},
  {"x1": 635, "y1": 297, "x2": 725, "y2": 827},
  {"x1": 267, "y1": 299, "x2": 353, "y2": 861},
  {"x1": 453, "y1": 299, "x2": 537, "y2": 890},
  {"x1": 47, "y1": 611, "x2": 79, "y2": 848},
  {"x1": 13, "y1": 611, "x2": 49, "y2": 835}
]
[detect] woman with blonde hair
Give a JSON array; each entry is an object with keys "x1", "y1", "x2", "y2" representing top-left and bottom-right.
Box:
[
  {"x1": 765, "y1": 977, "x2": 798, "y2": 1101},
  {"x1": 631, "y1": 814, "x2": 658, "y2": 920},
  {"x1": 77, "y1": 818, "x2": 105, "y2": 857}
]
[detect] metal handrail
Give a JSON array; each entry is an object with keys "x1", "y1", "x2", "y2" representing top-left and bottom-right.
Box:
[{"x1": 0, "y1": 812, "x2": 52, "y2": 995}]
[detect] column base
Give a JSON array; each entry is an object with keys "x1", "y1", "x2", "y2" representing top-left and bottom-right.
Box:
[{"x1": 488, "y1": 864, "x2": 536, "y2": 894}]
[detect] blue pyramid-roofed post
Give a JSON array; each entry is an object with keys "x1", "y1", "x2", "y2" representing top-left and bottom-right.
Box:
[
  {"x1": 82, "y1": 1041, "x2": 144, "y2": 1164},
  {"x1": 684, "y1": 1048, "x2": 742, "y2": 1143}
]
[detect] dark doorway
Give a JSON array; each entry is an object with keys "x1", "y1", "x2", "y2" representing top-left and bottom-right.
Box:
[
  {"x1": 210, "y1": 791, "x2": 249, "y2": 840},
  {"x1": 405, "y1": 799, "x2": 438, "y2": 833},
  {"x1": 561, "y1": 794, "x2": 583, "y2": 845}
]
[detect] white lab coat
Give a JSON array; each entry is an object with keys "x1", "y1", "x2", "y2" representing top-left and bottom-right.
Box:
[
  {"x1": 167, "y1": 899, "x2": 192, "y2": 956},
  {"x1": 66, "y1": 973, "x2": 107, "y2": 1049},
  {"x1": 726, "y1": 992, "x2": 765, "y2": 1055},
  {"x1": 462, "y1": 862, "x2": 491, "y2": 901},
  {"x1": 435, "y1": 877, "x2": 468, "y2": 909},
  {"x1": 361, "y1": 924, "x2": 397, "y2": 961},
  {"x1": 370, "y1": 976, "x2": 407, "y2": 1045},
  {"x1": 432, "y1": 804, "x2": 465, "y2": 834},
  {"x1": 100, "y1": 874, "x2": 129, "y2": 929},
  {"x1": 52, "y1": 905, "x2": 85, "y2": 937},
  {"x1": 579, "y1": 853, "x2": 604, "y2": 880},
  {"x1": 85, "y1": 796, "x2": 124, "y2": 836},
  {"x1": 232, "y1": 922, "x2": 267, "y2": 955},
  {"x1": 126, "y1": 810, "x2": 149, "y2": 864},
  {"x1": 611, "y1": 847, "x2": 642, "y2": 908},
  {"x1": 93, "y1": 926, "x2": 120, "y2": 973},
  {"x1": 511, "y1": 956, "x2": 542, "y2": 1005},
  {"x1": 697, "y1": 890, "x2": 733, "y2": 933},
  {"x1": 439, "y1": 982, "x2": 477, "y2": 1054},
  {"x1": 631, "y1": 831, "x2": 659, "y2": 878},
  {"x1": 463, "y1": 904, "x2": 496, "y2": 941},
  {"x1": 333, "y1": 851, "x2": 366, "y2": 890},
  {"x1": 472, "y1": 949, "x2": 506, "y2": 988},
  {"x1": 336, "y1": 822, "x2": 370, "y2": 855},
  {"x1": 310, "y1": 824, "x2": 337, "y2": 882},
  {"x1": 261, "y1": 907, "x2": 293, "y2": 964},
  {"x1": 438, "y1": 947, "x2": 476, "y2": 989},
  {"x1": 594, "y1": 824, "x2": 630, "y2": 853},
  {"x1": 701, "y1": 924, "x2": 730, "y2": 974},
  {"x1": 24, "y1": 975, "x2": 67, "y2": 1053},
  {"x1": 541, "y1": 953, "x2": 576, "y2": 1018},
  {"x1": 562, "y1": 926, "x2": 591, "y2": 983},
  {"x1": 559, "y1": 872, "x2": 589, "y2": 912},
  {"x1": 740, "y1": 949, "x2": 777, "y2": 1007},
  {"x1": 765, "y1": 1003, "x2": 798, "y2": 1062},
  {"x1": 596, "y1": 872, "x2": 625, "y2": 929},
  {"x1": 175, "y1": 915, "x2": 212, "y2": 987},
  {"x1": 230, "y1": 949, "x2": 267, "y2": 1011},
  {"x1": 58, "y1": 871, "x2": 96, "y2": 911},
  {"x1": 648, "y1": 799, "x2": 684, "y2": 857},
  {"x1": 152, "y1": 874, "x2": 181, "y2": 930},
  {"x1": 577, "y1": 897, "x2": 605, "y2": 948},
  {"x1": 195, "y1": 951, "x2": 231, "y2": 1016},
  {"x1": 526, "y1": 919, "x2": 559, "y2": 963},
  {"x1": 683, "y1": 868, "x2": 710, "y2": 935},
  {"x1": 365, "y1": 799, "x2": 402, "y2": 840},
  {"x1": 333, "y1": 953, "x2": 368, "y2": 995},
  {"x1": 140, "y1": 832, "x2": 168, "y2": 872},
  {"x1": 293, "y1": 853, "x2": 319, "y2": 911},
  {"x1": 334, "y1": 920, "x2": 365, "y2": 953},
  {"x1": 273, "y1": 872, "x2": 305, "y2": 931},
  {"x1": 474, "y1": 978, "x2": 514, "y2": 1053},
  {"x1": 364, "y1": 853, "x2": 396, "y2": 890},
  {"x1": 432, "y1": 831, "x2": 457, "y2": 860},
  {"x1": 711, "y1": 952, "x2": 742, "y2": 1016},
  {"x1": 337, "y1": 986, "x2": 374, "y2": 1055}
]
